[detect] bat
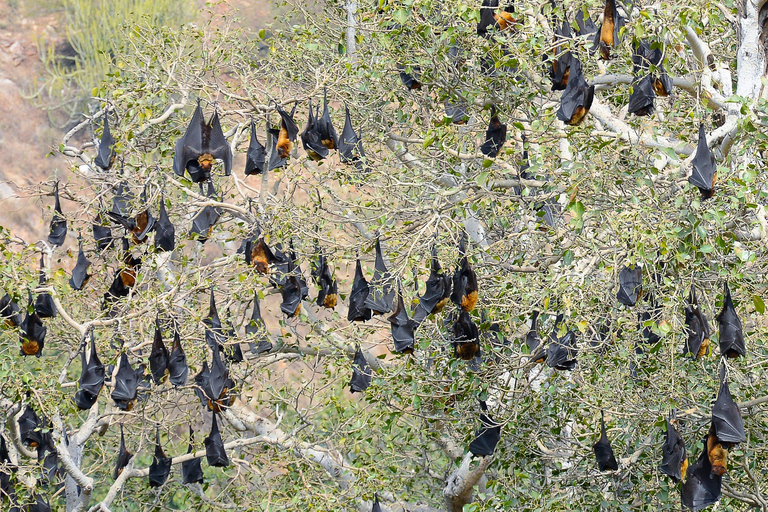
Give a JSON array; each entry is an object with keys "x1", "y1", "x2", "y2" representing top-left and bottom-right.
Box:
[
  {"x1": 339, "y1": 104, "x2": 366, "y2": 167},
  {"x1": 204, "y1": 288, "x2": 226, "y2": 353},
  {"x1": 222, "y1": 312, "x2": 245, "y2": 363},
  {"x1": 616, "y1": 265, "x2": 642, "y2": 306},
  {"x1": 707, "y1": 424, "x2": 728, "y2": 476},
  {"x1": 453, "y1": 311, "x2": 481, "y2": 361},
  {"x1": 349, "y1": 347, "x2": 372, "y2": 393},
  {"x1": 556, "y1": 56, "x2": 594, "y2": 126},
  {"x1": 67, "y1": 241, "x2": 91, "y2": 291},
  {"x1": 412, "y1": 246, "x2": 452, "y2": 325},
  {"x1": 684, "y1": 284, "x2": 711, "y2": 359},
  {"x1": 244, "y1": 121, "x2": 287, "y2": 175},
  {"x1": 173, "y1": 100, "x2": 232, "y2": 182},
  {"x1": 715, "y1": 282, "x2": 745, "y2": 358},
  {"x1": 311, "y1": 250, "x2": 338, "y2": 309},
  {"x1": 469, "y1": 401, "x2": 502, "y2": 456},
  {"x1": 166, "y1": 326, "x2": 189, "y2": 387},
  {"x1": 1, "y1": 293, "x2": 22, "y2": 328},
  {"x1": 205, "y1": 412, "x2": 230, "y2": 467},
  {"x1": 549, "y1": 20, "x2": 573, "y2": 91},
  {"x1": 451, "y1": 235, "x2": 479, "y2": 312},
  {"x1": 398, "y1": 65, "x2": 422, "y2": 90},
  {"x1": 711, "y1": 368, "x2": 746, "y2": 444},
  {"x1": 388, "y1": 292, "x2": 417, "y2": 354},
  {"x1": 118, "y1": 237, "x2": 141, "y2": 289},
  {"x1": 444, "y1": 97, "x2": 469, "y2": 125},
  {"x1": 688, "y1": 124, "x2": 717, "y2": 199},
  {"x1": 318, "y1": 88, "x2": 339, "y2": 150},
  {"x1": 348, "y1": 259, "x2": 372, "y2": 322},
  {"x1": 275, "y1": 103, "x2": 299, "y2": 160},
  {"x1": 18, "y1": 405, "x2": 42, "y2": 448},
  {"x1": 194, "y1": 360, "x2": 211, "y2": 410},
  {"x1": 206, "y1": 347, "x2": 234, "y2": 412},
  {"x1": 632, "y1": 40, "x2": 673, "y2": 96},
  {"x1": 148, "y1": 428, "x2": 172, "y2": 488},
  {"x1": 281, "y1": 275, "x2": 304, "y2": 318},
  {"x1": 594, "y1": 0, "x2": 624, "y2": 60},
  {"x1": 92, "y1": 213, "x2": 113, "y2": 252},
  {"x1": 575, "y1": 9, "x2": 597, "y2": 37},
  {"x1": 547, "y1": 325, "x2": 578, "y2": 370},
  {"x1": 479, "y1": 106, "x2": 507, "y2": 157},
  {"x1": 245, "y1": 292, "x2": 272, "y2": 355},
  {"x1": 240, "y1": 233, "x2": 276, "y2": 274},
  {"x1": 154, "y1": 195, "x2": 175, "y2": 252},
  {"x1": 94, "y1": 112, "x2": 116, "y2": 170},
  {"x1": 0, "y1": 435, "x2": 14, "y2": 503},
  {"x1": 37, "y1": 431, "x2": 59, "y2": 486},
  {"x1": 34, "y1": 256, "x2": 56, "y2": 319},
  {"x1": 477, "y1": 0, "x2": 516, "y2": 35},
  {"x1": 660, "y1": 411, "x2": 688, "y2": 482},
  {"x1": 266, "y1": 243, "x2": 294, "y2": 288},
  {"x1": 74, "y1": 335, "x2": 105, "y2": 410},
  {"x1": 20, "y1": 296, "x2": 46, "y2": 357},
  {"x1": 182, "y1": 426, "x2": 204, "y2": 484},
  {"x1": 681, "y1": 439, "x2": 722, "y2": 511},
  {"x1": 27, "y1": 494, "x2": 51, "y2": 512},
  {"x1": 111, "y1": 181, "x2": 134, "y2": 218},
  {"x1": 111, "y1": 353, "x2": 142, "y2": 411},
  {"x1": 301, "y1": 99, "x2": 329, "y2": 161},
  {"x1": 189, "y1": 182, "x2": 221, "y2": 243},
  {"x1": 627, "y1": 75, "x2": 656, "y2": 117},
  {"x1": 526, "y1": 311, "x2": 547, "y2": 363},
  {"x1": 364, "y1": 239, "x2": 395, "y2": 315},
  {"x1": 107, "y1": 184, "x2": 156, "y2": 245},
  {"x1": 113, "y1": 425, "x2": 133, "y2": 480},
  {"x1": 48, "y1": 181, "x2": 67, "y2": 247},
  {"x1": 149, "y1": 318, "x2": 170, "y2": 385},
  {"x1": 593, "y1": 410, "x2": 619, "y2": 471},
  {"x1": 371, "y1": 494, "x2": 382, "y2": 512}
]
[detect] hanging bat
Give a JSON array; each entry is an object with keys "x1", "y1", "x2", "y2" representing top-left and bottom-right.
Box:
[
  {"x1": 348, "y1": 259, "x2": 372, "y2": 322},
  {"x1": 92, "y1": 213, "x2": 113, "y2": 252},
  {"x1": 244, "y1": 121, "x2": 286, "y2": 175},
  {"x1": 182, "y1": 426, "x2": 204, "y2": 484},
  {"x1": 469, "y1": 401, "x2": 502, "y2": 456},
  {"x1": 311, "y1": 251, "x2": 338, "y2": 309},
  {"x1": 398, "y1": 65, "x2": 422, "y2": 90},
  {"x1": 173, "y1": 100, "x2": 232, "y2": 182},
  {"x1": 204, "y1": 288, "x2": 226, "y2": 353},
  {"x1": 275, "y1": 103, "x2": 299, "y2": 160},
  {"x1": 317, "y1": 88, "x2": 339, "y2": 149},
  {"x1": 526, "y1": 311, "x2": 547, "y2": 363},
  {"x1": 575, "y1": 8, "x2": 597, "y2": 37},
  {"x1": 168, "y1": 325, "x2": 189, "y2": 386},
  {"x1": 113, "y1": 425, "x2": 133, "y2": 480},
  {"x1": 339, "y1": 104, "x2": 366, "y2": 167},
  {"x1": 1, "y1": 293, "x2": 22, "y2": 328},
  {"x1": 206, "y1": 347, "x2": 234, "y2": 412},
  {"x1": 222, "y1": 311, "x2": 245, "y2": 364},
  {"x1": 549, "y1": 20, "x2": 573, "y2": 91},
  {"x1": 547, "y1": 327, "x2": 578, "y2": 370},
  {"x1": 593, "y1": 0, "x2": 624, "y2": 59},
  {"x1": 154, "y1": 195, "x2": 175, "y2": 252},
  {"x1": 18, "y1": 405, "x2": 43, "y2": 448},
  {"x1": 707, "y1": 424, "x2": 728, "y2": 476},
  {"x1": 660, "y1": 411, "x2": 688, "y2": 482},
  {"x1": 477, "y1": 0, "x2": 516, "y2": 35},
  {"x1": 711, "y1": 368, "x2": 746, "y2": 445},
  {"x1": 48, "y1": 181, "x2": 67, "y2": 247},
  {"x1": 111, "y1": 353, "x2": 142, "y2": 411},
  {"x1": 349, "y1": 347, "x2": 372, "y2": 393},
  {"x1": 205, "y1": 412, "x2": 230, "y2": 468},
  {"x1": 632, "y1": 40, "x2": 673, "y2": 96},
  {"x1": 148, "y1": 428, "x2": 172, "y2": 487},
  {"x1": 34, "y1": 255, "x2": 56, "y2": 319},
  {"x1": 715, "y1": 282, "x2": 745, "y2": 358},
  {"x1": 107, "y1": 184, "x2": 156, "y2": 244},
  {"x1": 412, "y1": 246, "x2": 452, "y2": 326},
  {"x1": 388, "y1": 292, "x2": 417, "y2": 354},
  {"x1": 593, "y1": 410, "x2": 619, "y2": 471},
  {"x1": 149, "y1": 318, "x2": 170, "y2": 385},
  {"x1": 20, "y1": 295, "x2": 47, "y2": 357},
  {"x1": 245, "y1": 292, "x2": 272, "y2": 354},
  {"x1": 627, "y1": 75, "x2": 656, "y2": 117},
  {"x1": 280, "y1": 275, "x2": 304, "y2": 318},
  {"x1": 111, "y1": 181, "x2": 134, "y2": 218},
  {"x1": 556, "y1": 56, "x2": 594, "y2": 126},
  {"x1": 688, "y1": 124, "x2": 717, "y2": 199},
  {"x1": 74, "y1": 335, "x2": 105, "y2": 410},
  {"x1": 189, "y1": 186, "x2": 221, "y2": 243},
  {"x1": 479, "y1": 106, "x2": 507, "y2": 158},
  {"x1": 453, "y1": 310, "x2": 481, "y2": 361},
  {"x1": 451, "y1": 235, "x2": 479, "y2": 312},
  {"x1": 681, "y1": 439, "x2": 722, "y2": 511},
  {"x1": 94, "y1": 112, "x2": 116, "y2": 170},
  {"x1": 301, "y1": 99, "x2": 329, "y2": 161},
  {"x1": 616, "y1": 265, "x2": 642, "y2": 306},
  {"x1": 444, "y1": 97, "x2": 469, "y2": 125},
  {"x1": 684, "y1": 284, "x2": 711, "y2": 359},
  {"x1": 364, "y1": 239, "x2": 395, "y2": 315}
]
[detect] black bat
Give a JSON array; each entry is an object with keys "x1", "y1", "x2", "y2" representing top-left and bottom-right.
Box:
[
  {"x1": 203, "y1": 288, "x2": 226, "y2": 353},
  {"x1": 92, "y1": 213, "x2": 113, "y2": 252},
  {"x1": 182, "y1": 426, "x2": 204, "y2": 484},
  {"x1": 364, "y1": 239, "x2": 395, "y2": 315},
  {"x1": 556, "y1": 56, "x2": 594, "y2": 126},
  {"x1": 301, "y1": 99, "x2": 329, "y2": 161},
  {"x1": 317, "y1": 88, "x2": 339, "y2": 149},
  {"x1": 111, "y1": 352, "x2": 141, "y2": 411},
  {"x1": 711, "y1": 369, "x2": 746, "y2": 444},
  {"x1": 245, "y1": 292, "x2": 272, "y2": 355},
  {"x1": 149, "y1": 318, "x2": 170, "y2": 385},
  {"x1": 469, "y1": 401, "x2": 501, "y2": 456},
  {"x1": 222, "y1": 312, "x2": 244, "y2": 364},
  {"x1": 398, "y1": 65, "x2": 422, "y2": 90},
  {"x1": 451, "y1": 235, "x2": 478, "y2": 313},
  {"x1": 243, "y1": 236, "x2": 278, "y2": 274},
  {"x1": 477, "y1": 0, "x2": 516, "y2": 35},
  {"x1": 204, "y1": 412, "x2": 230, "y2": 468},
  {"x1": 244, "y1": 121, "x2": 285, "y2": 175},
  {"x1": 388, "y1": 292, "x2": 417, "y2": 354},
  {"x1": 47, "y1": 181, "x2": 67, "y2": 247},
  {"x1": 1, "y1": 292, "x2": 22, "y2": 328},
  {"x1": 616, "y1": 265, "x2": 642, "y2": 306},
  {"x1": 68, "y1": 241, "x2": 91, "y2": 291},
  {"x1": 20, "y1": 297, "x2": 46, "y2": 357},
  {"x1": 18, "y1": 405, "x2": 42, "y2": 448},
  {"x1": 349, "y1": 347, "x2": 372, "y2": 393},
  {"x1": 593, "y1": 0, "x2": 624, "y2": 59},
  {"x1": 74, "y1": 335, "x2": 105, "y2": 410},
  {"x1": 549, "y1": 20, "x2": 573, "y2": 91},
  {"x1": 681, "y1": 440, "x2": 722, "y2": 511},
  {"x1": 268, "y1": 243, "x2": 294, "y2": 288},
  {"x1": 113, "y1": 425, "x2": 133, "y2": 480},
  {"x1": 275, "y1": 103, "x2": 299, "y2": 160},
  {"x1": 111, "y1": 181, "x2": 134, "y2": 218},
  {"x1": 575, "y1": 8, "x2": 597, "y2": 37},
  {"x1": 94, "y1": 112, "x2": 116, "y2": 170},
  {"x1": 148, "y1": 428, "x2": 172, "y2": 488},
  {"x1": 627, "y1": 75, "x2": 656, "y2": 117},
  {"x1": 280, "y1": 275, "x2": 304, "y2": 318},
  {"x1": 189, "y1": 182, "x2": 221, "y2": 243},
  {"x1": 412, "y1": 246, "x2": 452, "y2": 326},
  {"x1": 660, "y1": 411, "x2": 688, "y2": 482},
  {"x1": 208, "y1": 347, "x2": 234, "y2": 412},
  {"x1": 311, "y1": 251, "x2": 338, "y2": 309},
  {"x1": 154, "y1": 195, "x2": 175, "y2": 252},
  {"x1": 37, "y1": 431, "x2": 59, "y2": 486},
  {"x1": 526, "y1": 311, "x2": 547, "y2": 363},
  {"x1": 168, "y1": 326, "x2": 189, "y2": 386},
  {"x1": 371, "y1": 494, "x2": 383, "y2": 512},
  {"x1": 688, "y1": 124, "x2": 717, "y2": 199},
  {"x1": 632, "y1": 40, "x2": 673, "y2": 96},
  {"x1": 593, "y1": 410, "x2": 619, "y2": 471},
  {"x1": 26, "y1": 494, "x2": 51, "y2": 512},
  {"x1": 715, "y1": 282, "x2": 745, "y2": 358},
  {"x1": 453, "y1": 310, "x2": 481, "y2": 361},
  {"x1": 1, "y1": 434, "x2": 14, "y2": 498},
  {"x1": 684, "y1": 284, "x2": 711, "y2": 359},
  {"x1": 348, "y1": 259, "x2": 372, "y2": 322},
  {"x1": 194, "y1": 361, "x2": 212, "y2": 410},
  {"x1": 173, "y1": 100, "x2": 232, "y2": 182},
  {"x1": 546, "y1": 314, "x2": 578, "y2": 370},
  {"x1": 339, "y1": 104, "x2": 365, "y2": 168},
  {"x1": 479, "y1": 106, "x2": 507, "y2": 158},
  {"x1": 444, "y1": 97, "x2": 469, "y2": 125},
  {"x1": 34, "y1": 256, "x2": 56, "y2": 319},
  {"x1": 108, "y1": 208, "x2": 156, "y2": 247}
]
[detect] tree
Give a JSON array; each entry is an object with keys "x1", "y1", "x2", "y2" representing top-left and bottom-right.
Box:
[{"x1": 2, "y1": 0, "x2": 768, "y2": 510}]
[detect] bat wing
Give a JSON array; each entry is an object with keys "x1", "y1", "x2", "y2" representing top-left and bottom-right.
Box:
[
  {"x1": 628, "y1": 75, "x2": 656, "y2": 116},
  {"x1": 154, "y1": 199, "x2": 175, "y2": 252},
  {"x1": 575, "y1": 9, "x2": 597, "y2": 36},
  {"x1": 716, "y1": 282, "x2": 745, "y2": 357},
  {"x1": 93, "y1": 220, "x2": 113, "y2": 252},
  {"x1": 1, "y1": 293, "x2": 22, "y2": 327},
  {"x1": 688, "y1": 124, "x2": 716, "y2": 193},
  {"x1": 113, "y1": 426, "x2": 133, "y2": 480},
  {"x1": 660, "y1": 418, "x2": 686, "y2": 481},
  {"x1": 479, "y1": 112, "x2": 507, "y2": 157},
  {"x1": 182, "y1": 427, "x2": 204, "y2": 484},
  {"x1": 593, "y1": 412, "x2": 618, "y2": 470},
  {"x1": 149, "y1": 324, "x2": 169, "y2": 385},
  {"x1": 444, "y1": 98, "x2": 469, "y2": 124},
  {"x1": 190, "y1": 206, "x2": 220, "y2": 243},
  {"x1": 148, "y1": 433, "x2": 171, "y2": 487},
  {"x1": 205, "y1": 112, "x2": 233, "y2": 176},
  {"x1": 266, "y1": 128, "x2": 288, "y2": 171},
  {"x1": 48, "y1": 183, "x2": 68, "y2": 247},
  {"x1": 276, "y1": 104, "x2": 300, "y2": 140},
  {"x1": 111, "y1": 354, "x2": 138, "y2": 404},
  {"x1": 318, "y1": 89, "x2": 339, "y2": 149},
  {"x1": 174, "y1": 103, "x2": 205, "y2": 177},
  {"x1": 712, "y1": 379, "x2": 746, "y2": 444},
  {"x1": 364, "y1": 240, "x2": 395, "y2": 313},
  {"x1": 204, "y1": 413, "x2": 230, "y2": 467},
  {"x1": 245, "y1": 121, "x2": 266, "y2": 175},
  {"x1": 477, "y1": 0, "x2": 500, "y2": 35},
  {"x1": 350, "y1": 348, "x2": 372, "y2": 393},
  {"x1": 348, "y1": 260, "x2": 372, "y2": 322},
  {"x1": 69, "y1": 244, "x2": 91, "y2": 291},
  {"x1": 280, "y1": 275, "x2": 303, "y2": 317},
  {"x1": 547, "y1": 330, "x2": 578, "y2": 370},
  {"x1": 339, "y1": 105, "x2": 364, "y2": 163},
  {"x1": 18, "y1": 405, "x2": 42, "y2": 447},
  {"x1": 388, "y1": 295, "x2": 416, "y2": 353},
  {"x1": 617, "y1": 266, "x2": 642, "y2": 306},
  {"x1": 34, "y1": 291, "x2": 56, "y2": 319},
  {"x1": 94, "y1": 114, "x2": 116, "y2": 170},
  {"x1": 209, "y1": 348, "x2": 230, "y2": 405},
  {"x1": 469, "y1": 408, "x2": 502, "y2": 456},
  {"x1": 78, "y1": 338, "x2": 105, "y2": 396},
  {"x1": 301, "y1": 100, "x2": 329, "y2": 159},
  {"x1": 681, "y1": 446, "x2": 721, "y2": 511},
  {"x1": 168, "y1": 330, "x2": 188, "y2": 386}
]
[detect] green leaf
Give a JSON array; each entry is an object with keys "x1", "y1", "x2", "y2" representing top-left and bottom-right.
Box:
[{"x1": 754, "y1": 295, "x2": 765, "y2": 314}]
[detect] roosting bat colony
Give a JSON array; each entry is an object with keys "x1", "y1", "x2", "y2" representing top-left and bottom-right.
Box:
[{"x1": 0, "y1": 0, "x2": 750, "y2": 510}]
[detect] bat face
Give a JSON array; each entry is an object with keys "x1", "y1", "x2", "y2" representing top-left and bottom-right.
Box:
[
  {"x1": 205, "y1": 413, "x2": 230, "y2": 467},
  {"x1": 348, "y1": 259, "x2": 372, "y2": 322},
  {"x1": 660, "y1": 415, "x2": 687, "y2": 482},
  {"x1": 715, "y1": 282, "x2": 745, "y2": 358},
  {"x1": 349, "y1": 347, "x2": 372, "y2": 393},
  {"x1": 453, "y1": 311, "x2": 481, "y2": 360},
  {"x1": 689, "y1": 124, "x2": 717, "y2": 199},
  {"x1": 364, "y1": 240, "x2": 395, "y2": 314},
  {"x1": 388, "y1": 294, "x2": 416, "y2": 354},
  {"x1": 113, "y1": 425, "x2": 133, "y2": 480},
  {"x1": 173, "y1": 102, "x2": 233, "y2": 182},
  {"x1": 149, "y1": 320, "x2": 170, "y2": 385},
  {"x1": 94, "y1": 113, "x2": 116, "y2": 170},
  {"x1": 616, "y1": 265, "x2": 642, "y2": 306},
  {"x1": 74, "y1": 337, "x2": 105, "y2": 409},
  {"x1": 593, "y1": 411, "x2": 618, "y2": 471},
  {"x1": 628, "y1": 75, "x2": 656, "y2": 117},
  {"x1": 556, "y1": 57, "x2": 594, "y2": 126},
  {"x1": 148, "y1": 430, "x2": 171, "y2": 487},
  {"x1": 711, "y1": 376, "x2": 746, "y2": 444},
  {"x1": 681, "y1": 442, "x2": 722, "y2": 511},
  {"x1": 469, "y1": 402, "x2": 501, "y2": 456},
  {"x1": 154, "y1": 197, "x2": 175, "y2": 252},
  {"x1": 182, "y1": 426, "x2": 204, "y2": 484},
  {"x1": 20, "y1": 306, "x2": 46, "y2": 357},
  {"x1": 479, "y1": 108, "x2": 507, "y2": 157},
  {"x1": 111, "y1": 353, "x2": 140, "y2": 411},
  {"x1": 339, "y1": 105, "x2": 366, "y2": 166},
  {"x1": 48, "y1": 182, "x2": 67, "y2": 247}
]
